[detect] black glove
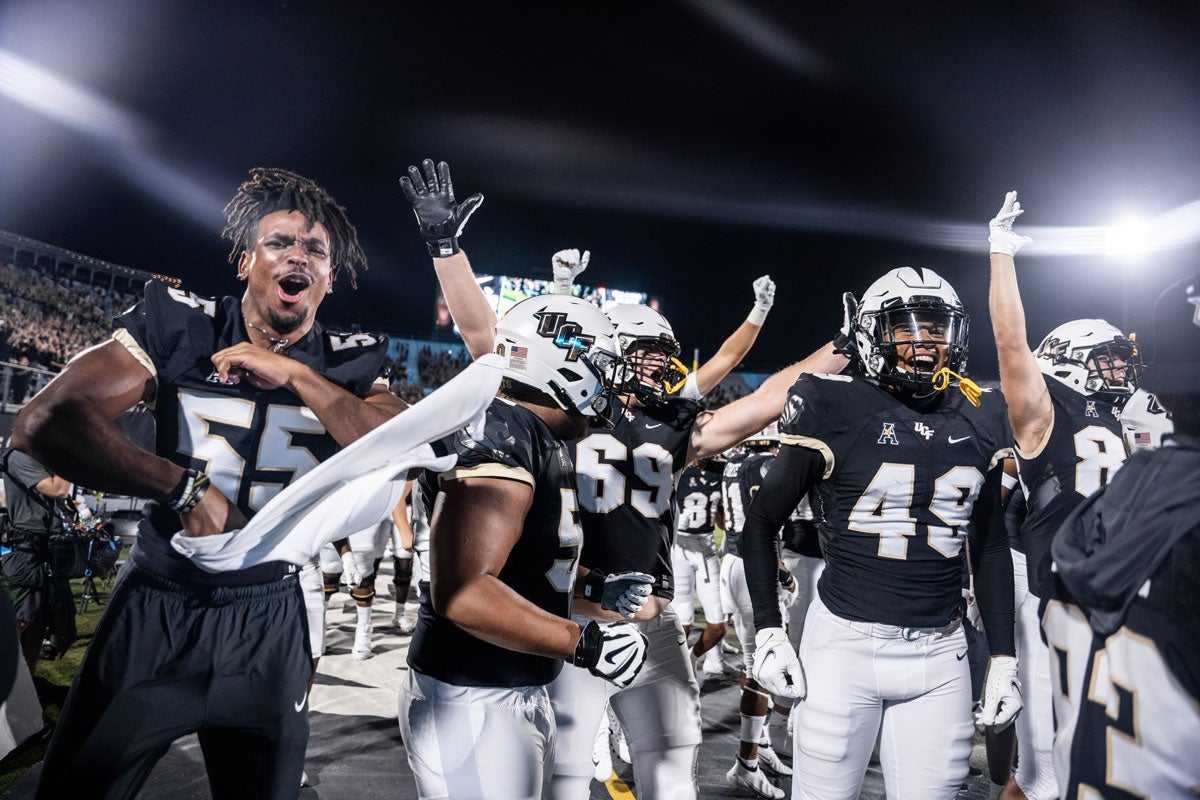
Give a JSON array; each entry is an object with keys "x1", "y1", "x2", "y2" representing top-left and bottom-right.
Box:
[
  {"x1": 399, "y1": 159, "x2": 484, "y2": 258},
  {"x1": 833, "y1": 291, "x2": 859, "y2": 357},
  {"x1": 580, "y1": 569, "x2": 655, "y2": 618}
]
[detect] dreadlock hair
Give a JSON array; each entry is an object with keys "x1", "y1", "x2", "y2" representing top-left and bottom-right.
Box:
[{"x1": 221, "y1": 167, "x2": 367, "y2": 289}]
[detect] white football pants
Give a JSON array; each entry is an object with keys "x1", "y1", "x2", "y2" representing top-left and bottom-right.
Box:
[
  {"x1": 792, "y1": 592, "x2": 973, "y2": 800},
  {"x1": 669, "y1": 540, "x2": 724, "y2": 627},
  {"x1": 399, "y1": 669, "x2": 555, "y2": 800},
  {"x1": 1012, "y1": 548, "x2": 1058, "y2": 800},
  {"x1": 545, "y1": 607, "x2": 701, "y2": 800}
]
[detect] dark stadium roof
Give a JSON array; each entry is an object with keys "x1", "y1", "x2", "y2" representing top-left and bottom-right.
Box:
[{"x1": 1, "y1": 1, "x2": 1198, "y2": 376}]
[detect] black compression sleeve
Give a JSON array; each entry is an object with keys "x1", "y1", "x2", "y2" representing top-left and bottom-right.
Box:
[
  {"x1": 971, "y1": 464, "x2": 1015, "y2": 655},
  {"x1": 743, "y1": 444, "x2": 825, "y2": 631}
]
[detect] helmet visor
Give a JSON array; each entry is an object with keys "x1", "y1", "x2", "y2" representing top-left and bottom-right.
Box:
[{"x1": 877, "y1": 307, "x2": 968, "y2": 379}]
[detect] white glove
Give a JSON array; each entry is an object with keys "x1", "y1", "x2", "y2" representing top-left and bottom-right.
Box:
[
  {"x1": 551, "y1": 248, "x2": 589, "y2": 294},
  {"x1": 975, "y1": 655, "x2": 1022, "y2": 731},
  {"x1": 988, "y1": 190, "x2": 1033, "y2": 257},
  {"x1": 751, "y1": 627, "x2": 806, "y2": 699},
  {"x1": 747, "y1": 275, "x2": 775, "y2": 326},
  {"x1": 573, "y1": 620, "x2": 649, "y2": 688},
  {"x1": 340, "y1": 551, "x2": 363, "y2": 587},
  {"x1": 581, "y1": 570, "x2": 655, "y2": 619}
]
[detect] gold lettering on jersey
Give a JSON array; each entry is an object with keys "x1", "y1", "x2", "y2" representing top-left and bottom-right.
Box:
[
  {"x1": 166, "y1": 287, "x2": 217, "y2": 317},
  {"x1": 878, "y1": 422, "x2": 899, "y2": 445},
  {"x1": 913, "y1": 422, "x2": 935, "y2": 440}
]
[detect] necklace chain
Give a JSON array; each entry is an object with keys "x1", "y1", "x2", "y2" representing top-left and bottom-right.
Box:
[{"x1": 245, "y1": 319, "x2": 289, "y2": 353}]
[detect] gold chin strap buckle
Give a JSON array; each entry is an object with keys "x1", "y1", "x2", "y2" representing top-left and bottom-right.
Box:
[
  {"x1": 932, "y1": 367, "x2": 982, "y2": 407},
  {"x1": 664, "y1": 356, "x2": 691, "y2": 395}
]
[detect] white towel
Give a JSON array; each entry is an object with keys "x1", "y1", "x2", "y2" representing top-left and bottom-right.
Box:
[{"x1": 170, "y1": 353, "x2": 505, "y2": 571}]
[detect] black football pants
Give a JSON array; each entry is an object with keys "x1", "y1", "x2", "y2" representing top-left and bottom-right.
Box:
[{"x1": 35, "y1": 561, "x2": 313, "y2": 800}]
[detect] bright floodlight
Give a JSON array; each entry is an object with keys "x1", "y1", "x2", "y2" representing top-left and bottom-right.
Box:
[{"x1": 1104, "y1": 218, "x2": 1149, "y2": 259}]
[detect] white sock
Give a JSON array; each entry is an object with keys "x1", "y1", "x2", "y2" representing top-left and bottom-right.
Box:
[
  {"x1": 741, "y1": 712, "x2": 766, "y2": 747},
  {"x1": 356, "y1": 606, "x2": 372, "y2": 627},
  {"x1": 738, "y1": 756, "x2": 759, "y2": 771}
]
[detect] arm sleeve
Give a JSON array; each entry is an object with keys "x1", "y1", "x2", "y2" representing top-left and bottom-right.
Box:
[
  {"x1": 970, "y1": 464, "x2": 1015, "y2": 655},
  {"x1": 743, "y1": 443, "x2": 825, "y2": 630}
]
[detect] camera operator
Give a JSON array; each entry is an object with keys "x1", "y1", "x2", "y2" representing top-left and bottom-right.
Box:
[{"x1": 0, "y1": 448, "x2": 74, "y2": 675}]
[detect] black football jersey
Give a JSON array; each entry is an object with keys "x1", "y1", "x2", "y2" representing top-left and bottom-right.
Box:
[
  {"x1": 1042, "y1": 533, "x2": 1200, "y2": 797},
  {"x1": 1015, "y1": 376, "x2": 1126, "y2": 598},
  {"x1": 780, "y1": 373, "x2": 1012, "y2": 628},
  {"x1": 721, "y1": 452, "x2": 775, "y2": 557},
  {"x1": 408, "y1": 398, "x2": 582, "y2": 688},
  {"x1": 575, "y1": 399, "x2": 703, "y2": 600},
  {"x1": 114, "y1": 280, "x2": 388, "y2": 586},
  {"x1": 675, "y1": 462, "x2": 724, "y2": 537}
]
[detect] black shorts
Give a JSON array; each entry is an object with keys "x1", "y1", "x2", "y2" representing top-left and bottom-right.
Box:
[
  {"x1": 1, "y1": 547, "x2": 49, "y2": 625},
  {"x1": 36, "y1": 561, "x2": 313, "y2": 800}
]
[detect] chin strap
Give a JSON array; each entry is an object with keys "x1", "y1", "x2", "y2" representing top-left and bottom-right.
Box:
[
  {"x1": 933, "y1": 367, "x2": 982, "y2": 407},
  {"x1": 663, "y1": 357, "x2": 690, "y2": 395}
]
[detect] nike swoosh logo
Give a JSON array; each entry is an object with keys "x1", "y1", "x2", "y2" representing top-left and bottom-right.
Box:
[
  {"x1": 956, "y1": 652, "x2": 968, "y2": 661},
  {"x1": 948, "y1": 435, "x2": 971, "y2": 444},
  {"x1": 604, "y1": 641, "x2": 635, "y2": 666},
  {"x1": 646, "y1": 423, "x2": 662, "y2": 429},
  {"x1": 295, "y1": 693, "x2": 308, "y2": 713}
]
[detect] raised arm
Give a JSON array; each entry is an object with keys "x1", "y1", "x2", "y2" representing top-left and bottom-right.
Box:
[
  {"x1": 988, "y1": 191, "x2": 1052, "y2": 453},
  {"x1": 686, "y1": 342, "x2": 847, "y2": 462},
  {"x1": 693, "y1": 275, "x2": 775, "y2": 396},
  {"x1": 400, "y1": 158, "x2": 497, "y2": 360}
]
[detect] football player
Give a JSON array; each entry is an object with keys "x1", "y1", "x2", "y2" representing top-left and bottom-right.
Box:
[
  {"x1": 988, "y1": 191, "x2": 1141, "y2": 800},
  {"x1": 13, "y1": 168, "x2": 408, "y2": 799},
  {"x1": 400, "y1": 159, "x2": 847, "y2": 800},
  {"x1": 398, "y1": 294, "x2": 651, "y2": 800},
  {"x1": 1041, "y1": 272, "x2": 1200, "y2": 797},
  {"x1": 718, "y1": 424, "x2": 795, "y2": 798},
  {"x1": 742, "y1": 267, "x2": 1018, "y2": 800},
  {"x1": 1120, "y1": 386, "x2": 1174, "y2": 452},
  {"x1": 670, "y1": 455, "x2": 729, "y2": 677}
]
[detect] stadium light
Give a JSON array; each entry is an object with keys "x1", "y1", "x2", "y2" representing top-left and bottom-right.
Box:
[{"x1": 1103, "y1": 217, "x2": 1149, "y2": 259}]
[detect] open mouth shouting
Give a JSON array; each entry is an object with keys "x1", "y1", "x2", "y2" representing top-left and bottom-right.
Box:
[{"x1": 278, "y1": 272, "x2": 313, "y2": 304}]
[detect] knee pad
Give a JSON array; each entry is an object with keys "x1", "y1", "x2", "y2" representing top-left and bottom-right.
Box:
[
  {"x1": 321, "y1": 573, "x2": 339, "y2": 601},
  {"x1": 393, "y1": 556, "x2": 414, "y2": 585},
  {"x1": 351, "y1": 574, "x2": 378, "y2": 606}
]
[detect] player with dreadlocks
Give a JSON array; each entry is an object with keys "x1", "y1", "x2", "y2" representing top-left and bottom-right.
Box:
[{"x1": 14, "y1": 167, "x2": 405, "y2": 799}]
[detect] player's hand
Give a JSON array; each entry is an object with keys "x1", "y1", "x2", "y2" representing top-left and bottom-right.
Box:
[
  {"x1": 211, "y1": 342, "x2": 304, "y2": 392},
  {"x1": 752, "y1": 627, "x2": 806, "y2": 699},
  {"x1": 399, "y1": 159, "x2": 484, "y2": 258},
  {"x1": 988, "y1": 190, "x2": 1033, "y2": 257},
  {"x1": 748, "y1": 275, "x2": 775, "y2": 326},
  {"x1": 779, "y1": 568, "x2": 800, "y2": 609},
  {"x1": 976, "y1": 655, "x2": 1022, "y2": 731},
  {"x1": 963, "y1": 588, "x2": 983, "y2": 632},
  {"x1": 180, "y1": 484, "x2": 247, "y2": 537},
  {"x1": 582, "y1": 570, "x2": 655, "y2": 619},
  {"x1": 340, "y1": 551, "x2": 363, "y2": 587},
  {"x1": 551, "y1": 249, "x2": 589, "y2": 295},
  {"x1": 833, "y1": 291, "x2": 859, "y2": 357},
  {"x1": 572, "y1": 620, "x2": 649, "y2": 688}
]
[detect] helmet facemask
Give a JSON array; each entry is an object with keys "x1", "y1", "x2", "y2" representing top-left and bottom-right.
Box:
[
  {"x1": 859, "y1": 300, "x2": 970, "y2": 397},
  {"x1": 612, "y1": 335, "x2": 683, "y2": 406}
]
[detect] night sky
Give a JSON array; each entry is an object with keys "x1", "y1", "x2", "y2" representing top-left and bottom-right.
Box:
[{"x1": 2, "y1": 1, "x2": 1198, "y2": 376}]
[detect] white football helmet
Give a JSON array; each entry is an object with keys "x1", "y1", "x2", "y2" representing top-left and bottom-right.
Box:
[
  {"x1": 1120, "y1": 388, "x2": 1173, "y2": 452},
  {"x1": 494, "y1": 295, "x2": 623, "y2": 423},
  {"x1": 605, "y1": 304, "x2": 684, "y2": 404},
  {"x1": 742, "y1": 421, "x2": 780, "y2": 451},
  {"x1": 1034, "y1": 319, "x2": 1141, "y2": 406},
  {"x1": 851, "y1": 267, "x2": 969, "y2": 396}
]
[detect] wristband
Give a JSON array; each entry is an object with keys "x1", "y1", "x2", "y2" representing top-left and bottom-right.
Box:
[
  {"x1": 167, "y1": 468, "x2": 210, "y2": 515},
  {"x1": 747, "y1": 304, "x2": 771, "y2": 327},
  {"x1": 778, "y1": 568, "x2": 796, "y2": 592},
  {"x1": 580, "y1": 570, "x2": 608, "y2": 603},
  {"x1": 426, "y1": 237, "x2": 459, "y2": 258}
]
